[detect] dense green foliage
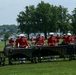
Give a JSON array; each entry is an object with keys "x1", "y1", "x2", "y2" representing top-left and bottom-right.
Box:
[
  {"x1": 0, "y1": 25, "x2": 18, "y2": 35},
  {"x1": 71, "y1": 8, "x2": 76, "y2": 34},
  {"x1": 0, "y1": 42, "x2": 4, "y2": 51},
  {"x1": 16, "y1": 1, "x2": 76, "y2": 39}
]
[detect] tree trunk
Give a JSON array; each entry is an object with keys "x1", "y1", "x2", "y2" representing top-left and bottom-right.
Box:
[
  {"x1": 27, "y1": 33, "x2": 29, "y2": 40},
  {"x1": 44, "y1": 32, "x2": 47, "y2": 39}
]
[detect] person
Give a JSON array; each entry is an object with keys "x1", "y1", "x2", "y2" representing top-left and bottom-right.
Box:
[
  {"x1": 18, "y1": 34, "x2": 30, "y2": 64},
  {"x1": 62, "y1": 34, "x2": 67, "y2": 45},
  {"x1": 48, "y1": 33, "x2": 57, "y2": 46},
  {"x1": 34, "y1": 34, "x2": 45, "y2": 61},
  {"x1": 19, "y1": 34, "x2": 30, "y2": 48},
  {"x1": 55, "y1": 34, "x2": 61, "y2": 45},
  {"x1": 66, "y1": 33, "x2": 74, "y2": 44},
  {"x1": 9, "y1": 38, "x2": 14, "y2": 47},
  {"x1": 74, "y1": 35, "x2": 76, "y2": 44},
  {"x1": 15, "y1": 35, "x2": 20, "y2": 48},
  {"x1": 42, "y1": 36, "x2": 45, "y2": 45},
  {"x1": 66, "y1": 33, "x2": 75, "y2": 60},
  {"x1": 30, "y1": 36, "x2": 35, "y2": 46},
  {"x1": 35, "y1": 34, "x2": 45, "y2": 46},
  {"x1": 47, "y1": 32, "x2": 57, "y2": 61}
]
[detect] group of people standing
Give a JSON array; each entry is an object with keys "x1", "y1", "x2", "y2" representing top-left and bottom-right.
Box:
[
  {"x1": 8, "y1": 33, "x2": 76, "y2": 63},
  {"x1": 30, "y1": 32, "x2": 75, "y2": 47},
  {"x1": 9, "y1": 32, "x2": 76, "y2": 48},
  {"x1": 9, "y1": 34, "x2": 29, "y2": 48},
  {"x1": 48, "y1": 32, "x2": 75, "y2": 46}
]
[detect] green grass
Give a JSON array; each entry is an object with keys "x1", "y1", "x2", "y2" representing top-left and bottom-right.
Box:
[
  {"x1": 0, "y1": 60, "x2": 76, "y2": 75},
  {"x1": 0, "y1": 41, "x2": 76, "y2": 75},
  {"x1": 0, "y1": 42, "x2": 5, "y2": 51},
  {"x1": 0, "y1": 41, "x2": 10, "y2": 51}
]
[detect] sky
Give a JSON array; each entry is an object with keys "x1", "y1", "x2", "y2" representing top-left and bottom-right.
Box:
[{"x1": 0, "y1": 0, "x2": 76, "y2": 25}]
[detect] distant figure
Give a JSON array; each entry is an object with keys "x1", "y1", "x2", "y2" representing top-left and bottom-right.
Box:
[
  {"x1": 66, "y1": 33, "x2": 74, "y2": 44},
  {"x1": 35, "y1": 34, "x2": 44, "y2": 46},
  {"x1": 62, "y1": 34, "x2": 67, "y2": 45},
  {"x1": 55, "y1": 34, "x2": 61, "y2": 45},
  {"x1": 48, "y1": 33, "x2": 57, "y2": 46},
  {"x1": 47, "y1": 33, "x2": 57, "y2": 61},
  {"x1": 18, "y1": 34, "x2": 30, "y2": 64},
  {"x1": 15, "y1": 35, "x2": 20, "y2": 48},
  {"x1": 19, "y1": 34, "x2": 30, "y2": 48},
  {"x1": 42, "y1": 36, "x2": 45, "y2": 45},
  {"x1": 9, "y1": 38, "x2": 14, "y2": 47},
  {"x1": 30, "y1": 37, "x2": 35, "y2": 46}
]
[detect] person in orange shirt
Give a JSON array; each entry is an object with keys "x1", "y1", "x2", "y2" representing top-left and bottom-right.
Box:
[
  {"x1": 66, "y1": 33, "x2": 75, "y2": 60},
  {"x1": 35, "y1": 34, "x2": 44, "y2": 46},
  {"x1": 62, "y1": 34, "x2": 67, "y2": 45},
  {"x1": 30, "y1": 36, "x2": 35, "y2": 46},
  {"x1": 56, "y1": 34, "x2": 61, "y2": 45},
  {"x1": 9, "y1": 38, "x2": 14, "y2": 47},
  {"x1": 71, "y1": 35, "x2": 75, "y2": 44},
  {"x1": 19, "y1": 34, "x2": 29, "y2": 48},
  {"x1": 42, "y1": 36, "x2": 45, "y2": 45},
  {"x1": 66, "y1": 33, "x2": 74, "y2": 44},
  {"x1": 74, "y1": 35, "x2": 76, "y2": 42},
  {"x1": 15, "y1": 35, "x2": 20, "y2": 48},
  {"x1": 47, "y1": 33, "x2": 57, "y2": 61},
  {"x1": 18, "y1": 34, "x2": 30, "y2": 64},
  {"x1": 48, "y1": 33, "x2": 57, "y2": 46},
  {"x1": 30, "y1": 37, "x2": 34, "y2": 42}
]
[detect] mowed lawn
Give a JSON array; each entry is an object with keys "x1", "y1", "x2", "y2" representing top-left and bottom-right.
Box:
[
  {"x1": 0, "y1": 61, "x2": 76, "y2": 75},
  {"x1": 0, "y1": 41, "x2": 76, "y2": 75},
  {"x1": 0, "y1": 41, "x2": 5, "y2": 51}
]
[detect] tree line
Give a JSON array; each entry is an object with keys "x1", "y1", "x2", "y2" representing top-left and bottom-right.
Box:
[
  {"x1": 16, "y1": 1, "x2": 76, "y2": 39},
  {"x1": 0, "y1": 25, "x2": 18, "y2": 35}
]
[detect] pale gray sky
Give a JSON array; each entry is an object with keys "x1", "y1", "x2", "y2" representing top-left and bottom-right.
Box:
[{"x1": 0, "y1": 0, "x2": 76, "y2": 25}]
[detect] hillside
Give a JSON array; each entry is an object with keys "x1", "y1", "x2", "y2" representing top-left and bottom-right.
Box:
[{"x1": 0, "y1": 25, "x2": 18, "y2": 34}]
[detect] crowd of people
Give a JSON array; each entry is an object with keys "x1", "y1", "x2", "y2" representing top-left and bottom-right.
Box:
[
  {"x1": 8, "y1": 33, "x2": 76, "y2": 63},
  {"x1": 47, "y1": 32, "x2": 75, "y2": 46},
  {"x1": 9, "y1": 34, "x2": 30, "y2": 48},
  {"x1": 9, "y1": 33, "x2": 76, "y2": 48}
]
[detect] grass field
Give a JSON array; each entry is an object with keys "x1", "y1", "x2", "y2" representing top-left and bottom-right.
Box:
[
  {"x1": 0, "y1": 41, "x2": 9, "y2": 51},
  {"x1": 0, "y1": 42, "x2": 5, "y2": 51},
  {"x1": 0, "y1": 60, "x2": 76, "y2": 75},
  {"x1": 0, "y1": 41, "x2": 76, "y2": 75}
]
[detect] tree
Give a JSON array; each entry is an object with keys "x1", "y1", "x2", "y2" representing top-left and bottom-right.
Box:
[
  {"x1": 17, "y1": 6, "x2": 36, "y2": 39},
  {"x1": 35, "y1": 1, "x2": 52, "y2": 38},
  {"x1": 4, "y1": 33, "x2": 9, "y2": 46},
  {"x1": 56, "y1": 5, "x2": 72, "y2": 33},
  {"x1": 16, "y1": 1, "x2": 72, "y2": 39},
  {"x1": 71, "y1": 8, "x2": 76, "y2": 34}
]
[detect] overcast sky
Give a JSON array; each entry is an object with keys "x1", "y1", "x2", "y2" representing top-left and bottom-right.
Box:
[{"x1": 0, "y1": 0, "x2": 76, "y2": 25}]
